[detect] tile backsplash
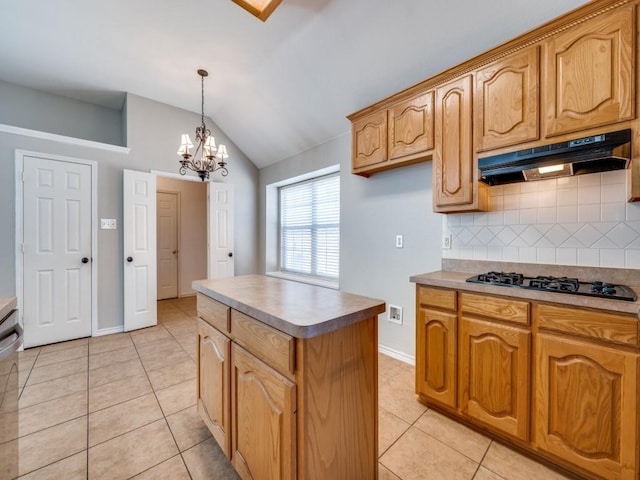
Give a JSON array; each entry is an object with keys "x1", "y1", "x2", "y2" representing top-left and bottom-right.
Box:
[{"x1": 443, "y1": 170, "x2": 640, "y2": 268}]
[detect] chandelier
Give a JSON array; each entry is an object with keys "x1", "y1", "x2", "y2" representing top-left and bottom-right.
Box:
[{"x1": 177, "y1": 69, "x2": 229, "y2": 181}]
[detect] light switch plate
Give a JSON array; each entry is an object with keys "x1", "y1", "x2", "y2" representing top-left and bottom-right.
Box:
[{"x1": 101, "y1": 219, "x2": 117, "y2": 230}]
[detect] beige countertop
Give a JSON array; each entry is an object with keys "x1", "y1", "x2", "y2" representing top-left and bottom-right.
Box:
[
  {"x1": 193, "y1": 275, "x2": 386, "y2": 338},
  {"x1": 0, "y1": 297, "x2": 17, "y2": 320},
  {"x1": 411, "y1": 267, "x2": 640, "y2": 317}
]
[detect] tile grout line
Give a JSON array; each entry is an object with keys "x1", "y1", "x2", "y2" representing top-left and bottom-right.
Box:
[
  {"x1": 17, "y1": 298, "x2": 194, "y2": 478},
  {"x1": 159, "y1": 297, "x2": 199, "y2": 479},
  {"x1": 13, "y1": 345, "x2": 88, "y2": 478},
  {"x1": 470, "y1": 440, "x2": 494, "y2": 479},
  {"x1": 129, "y1": 318, "x2": 192, "y2": 479}
]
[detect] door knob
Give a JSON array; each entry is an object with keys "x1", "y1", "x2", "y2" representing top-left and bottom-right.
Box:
[
  {"x1": 81, "y1": 257, "x2": 89, "y2": 264},
  {"x1": 172, "y1": 250, "x2": 177, "y2": 255},
  {"x1": 228, "y1": 252, "x2": 233, "y2": 258},
  {"x1": 126, "y1": 257, "x2": 133, "y2": 263}
]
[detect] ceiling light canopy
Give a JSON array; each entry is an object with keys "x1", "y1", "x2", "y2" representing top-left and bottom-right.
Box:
[
  {"x1": 177, "y1": 70, "x2": 229, "y2": 182},
  {"x1": 231, "y1": 0, "x2": 283, "y2": 21}
]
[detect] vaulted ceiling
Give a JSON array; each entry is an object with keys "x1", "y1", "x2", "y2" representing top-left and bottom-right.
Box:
[{"x1": 0, "y1": 0, "x2": 584, "y2": 168}]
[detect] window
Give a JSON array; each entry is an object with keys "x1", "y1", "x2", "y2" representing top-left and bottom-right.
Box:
[{"x1": 279, "y1": 173, "x2": 339, "y2": 282}]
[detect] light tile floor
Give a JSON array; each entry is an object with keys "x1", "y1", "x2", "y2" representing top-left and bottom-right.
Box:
[{"x1": 9, "y1": 297, "x2": 571, "y2": 479}]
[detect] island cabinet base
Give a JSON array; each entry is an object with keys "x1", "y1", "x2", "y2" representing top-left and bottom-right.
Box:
[
  {"x1": 195, "y1": 286, "x2": 381, "y2": 480},
  {"x1": 296, "y1": 317, "x2": 378, "y2": 479}
]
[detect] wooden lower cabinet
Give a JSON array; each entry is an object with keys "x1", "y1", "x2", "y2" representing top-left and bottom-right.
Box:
[
  {"x1": 231, "y1": 343, "x2": 296, "y2": 480},
  {"x1": 459, "y1": 317, "x2": 530, "y2": 441},
  {"x1": 415, "y1": 283, "x2": 640, "y2": 479},
  {"x1": 416, "y1": 307, "x2": 457, "y2": 408},
  {"x1": 535, "y1": 333, "x2": 639, "y2": 480},
  {"x1": 197, "y1": 319, "x2": 231, "y2": 457}
]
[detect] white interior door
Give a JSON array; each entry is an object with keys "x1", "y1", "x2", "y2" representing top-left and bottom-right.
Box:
[
  {"x1": 157, "y1": 191, "x2": 178, "y2": 300},
  {"x1": 22, "y1": 155, "x2": 93, "y2": 348},
  {"x1": 123, "y1": 170, "x2": 157, "y2": 331},
  {"x1": 208, "y1": 183, "x2": 234, "y2": 279}
]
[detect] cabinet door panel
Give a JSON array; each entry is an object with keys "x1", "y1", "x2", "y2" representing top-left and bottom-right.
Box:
[
  {"x1": 536, "y1": 334, "x2": 638, "y2": 480},
  {"x1": 197, "y1": 319, "x2": 231, "y2": 457},
  {"x1": 434, "y1": 75, "x2": 473, "y2": 208},
  {"x1": 231, "y1": 343, "x2": 296, "y2": 480},
  {"x1": 416, "y1": 307, "x2": 456, "y2": 408},
  {"x1": 389, "y1": 92, "x2": 434, "y2": 160},
  {"x1": 352, "y1": 111, "x2": 387, "y2": 170},
  {"x1": 475, "y1": 46, "x2": 539, "y2": 151},
  {"x1": 544, "y1": 6, "x2": 635, "y2": 136},
  {"x1": 459, "y1": 317, "x2": 530, "y2": 441}
]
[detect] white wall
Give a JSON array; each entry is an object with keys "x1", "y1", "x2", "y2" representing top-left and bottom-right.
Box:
[
  {"x1": 0, "y1": 80, "x2": 124, "y2": 146},
  {"x1": 260, "y1": 134, "x2": 443, "y2": 359},
  {"x1": 156, "y1": 177, "x2": 207, "y2": 297},
  {"x1": 444, "y1": 170, "x2": 640, "y2": 268},
  {"x1": 0, "y1": 84, "x2": 260, "y2": 333}
]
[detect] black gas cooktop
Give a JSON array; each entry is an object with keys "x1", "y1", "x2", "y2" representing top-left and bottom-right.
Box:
[{"x1": 466, "y1": 271, "x2": 637, "y2": 302}]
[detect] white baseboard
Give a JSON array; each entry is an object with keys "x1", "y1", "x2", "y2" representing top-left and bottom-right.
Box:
[
  {"x1": 93, "y1": 326, "x2": 124, "y2": 337},
  {"x1": 378, "y1": 344, "x2": 415, "y2": 366}
]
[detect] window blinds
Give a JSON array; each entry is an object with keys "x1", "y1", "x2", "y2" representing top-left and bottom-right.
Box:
[{"x1": 279, "y1": 173, "x2": 340, "y2": 280}]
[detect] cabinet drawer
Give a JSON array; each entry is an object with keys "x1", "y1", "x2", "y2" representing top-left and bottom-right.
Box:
[
  {"x1": 417, "y1": 286, "x2": 456, "y2": 311},
  {"x1": 535, "y1": 304, "x2": 638, "y2": 347},
  {"x1": 231, "y1": 310, "x2": 295, "y2": 377},
  {"x1": 460, "y1": 292, "x2": 529, "y2": 325},
  {"x1": 197, "y1": 294, "x2": 230, "y2": 332}
]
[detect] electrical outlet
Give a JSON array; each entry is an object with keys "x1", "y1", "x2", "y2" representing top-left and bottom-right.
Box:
[
  {"x1": 388, "y1": 305, "x2": 402, "y2": 325},
  {"x1": 101, "y1": 219, "x2": 117, "y2": 230},
  {"x1": 395, "y1": 235, "x2": 403, "y2": 248},
  {"x1": 442, "y1": 233, "x2": 452, "y2": 249}
]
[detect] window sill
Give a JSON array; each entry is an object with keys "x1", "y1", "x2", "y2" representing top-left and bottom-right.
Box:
[{"x1": 265, "y1": 271, "x2": 339, "y2": 290}]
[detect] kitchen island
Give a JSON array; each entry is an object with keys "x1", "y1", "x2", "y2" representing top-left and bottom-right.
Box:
[{"x1": 192, "y1": 275, "x2": 385, "y2": 480}]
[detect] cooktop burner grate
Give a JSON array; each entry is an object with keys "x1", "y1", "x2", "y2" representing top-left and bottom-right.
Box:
[{"x1": 466, "y1": 272, "x2": 637, "y2": 301}]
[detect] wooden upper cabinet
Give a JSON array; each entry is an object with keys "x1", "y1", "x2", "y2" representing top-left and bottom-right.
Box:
[
  {"x1": 535, "y1": 333, "x2": 638, "y2": 480},
  {"x1": 388, "y1": 92, "x2": 434, "y2": 160},
  {"x1": 459, "y1": 316, "x2": 530, "y2": 441},
  {"x1": 352, "y1": 110, "x2": 388, "y2": 170},
  {"x1": 543, "y1": 5, "x2": 635, "y2": 137},
  {"x1": 434, "y1": 75, "x2": 474, "y2": 209},
  {"x1": 475, "y1": 47, "x2": 540, "y2": 152}
]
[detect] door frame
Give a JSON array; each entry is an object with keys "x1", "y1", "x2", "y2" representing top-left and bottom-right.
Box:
[
  {"x1": 151, "y1": 170, "x2": 207, "y2": 297},
  {"x1": 150, "y1": 170, "x2": 234, "y2": 290},
  {"x1": 14, "y1": 150, "x2": 98, "y2": 338},
  {"x1": 156, "y1": 189, "x2": 181, "y2": 299}
]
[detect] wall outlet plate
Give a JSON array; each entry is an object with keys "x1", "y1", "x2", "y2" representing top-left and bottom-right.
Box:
[
  {"x1": 388, "y1": 305, "x2": 402, "y2": 325},
  {"x1": 395, "y1": 235, "x2": 403, "y2": 248},
  {"x1": 101, "y1": 218, "x2": 117, "y2": 230},
  {"x1": 442, "y1": 233, "x2": 452, "y2": 249}
]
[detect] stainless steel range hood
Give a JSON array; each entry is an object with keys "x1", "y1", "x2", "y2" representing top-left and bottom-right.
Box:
[{"x1": 478, "y1": 129, "x2": 632, "y2": 186}]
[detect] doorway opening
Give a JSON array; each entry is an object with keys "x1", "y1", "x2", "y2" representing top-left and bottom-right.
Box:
[{"x1": 156, "y1": 177, "x2": 207, "y2": 301}]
